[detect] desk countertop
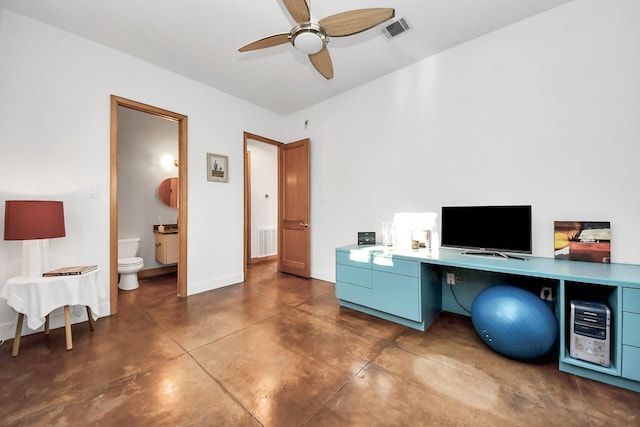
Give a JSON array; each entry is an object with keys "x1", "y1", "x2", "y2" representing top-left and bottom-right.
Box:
[{"x1": 337, "y1": 245, "x2": 640, "y2": 288}]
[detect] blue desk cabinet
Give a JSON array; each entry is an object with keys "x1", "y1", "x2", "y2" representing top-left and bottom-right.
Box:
[
  {"x1": 335, "y1": 245, "x2": 640, "y2": 393},
  {"x1": 335, "y1": 247, "x2": 440, "y2": 330},
  {"x1": 558, "y1": 281, "x2": 621, "y2": 380},
  {"x1": 372, "y1": 255, "x2": 420, "y2": 321},
  {"x1": 335, "y1": 250, "x2": 372, "y2": 306},
  {"x1": 622, "y1": 288, "x2": 640, "y2": 381}
]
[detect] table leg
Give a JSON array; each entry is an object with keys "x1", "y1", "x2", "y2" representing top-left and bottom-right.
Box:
[
  {"x1": 86, "y1": 306, "x2": 95, "y2": 331},
  {"x1": 45, "y1": 314, "x2": 50, "y2": 335},
  {"x1": 11, "y1": 313, "x2": 24, "y2": 357},
  {"x1": 64, "y1": 305, "x2": 73, "y2": 351}
]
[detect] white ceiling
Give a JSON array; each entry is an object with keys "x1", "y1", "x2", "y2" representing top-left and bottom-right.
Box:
[{"x1": 1, "y1": 0, "x2": 574, "y2": 115}]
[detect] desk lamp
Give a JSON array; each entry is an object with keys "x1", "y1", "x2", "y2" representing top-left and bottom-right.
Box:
[{"x1": 4, "y1": 200, "x2": 66, "y2": 277}]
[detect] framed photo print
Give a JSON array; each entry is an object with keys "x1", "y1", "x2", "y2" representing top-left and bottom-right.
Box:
[
  {"x1": 207, "y1": 153, "x2": 228, "y2": 183},
  {"x1": 554, "y1": 221, "x2": 611, "y2": 263}
]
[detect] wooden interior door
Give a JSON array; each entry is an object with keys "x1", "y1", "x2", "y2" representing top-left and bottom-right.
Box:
[{"x1": 279, "y1": 138, "x2": 310, "y2": 277}]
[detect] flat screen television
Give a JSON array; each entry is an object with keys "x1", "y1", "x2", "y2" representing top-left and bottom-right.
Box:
[{"x1": 441, "y1": 205, "x2": 532, "y2": 258}]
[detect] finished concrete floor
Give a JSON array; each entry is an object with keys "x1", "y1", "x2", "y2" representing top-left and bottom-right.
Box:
[{"x1": 1, "y1": 262, "x2": 638, "y2": 426}]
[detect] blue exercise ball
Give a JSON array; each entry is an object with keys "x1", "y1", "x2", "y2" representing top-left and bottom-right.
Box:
[{"x1": 471, "y1": 285, "x2": 558, "y2": 360}]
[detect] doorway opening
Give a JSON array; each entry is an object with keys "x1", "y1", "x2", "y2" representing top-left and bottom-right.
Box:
[
  {"x1": 244, "y1": 132, "x2": 282, "y2": 275},
  {"x1": 110, "y1": 96, "x2": 188, "y2": 315},
  {"x1": 244, "y1": 133, "x2": 311, "y2": 279}
]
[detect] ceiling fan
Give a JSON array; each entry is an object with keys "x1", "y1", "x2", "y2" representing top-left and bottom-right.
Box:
[{"x1": 238, "y1": 0, "x2": 395, "y2": 80}]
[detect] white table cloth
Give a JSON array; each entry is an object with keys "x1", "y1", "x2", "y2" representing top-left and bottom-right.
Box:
[{"x1": 0, "y1": 268, "x2": 104, "y2": 330}]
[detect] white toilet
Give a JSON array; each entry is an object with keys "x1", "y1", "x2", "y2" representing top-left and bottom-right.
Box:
[{"x1": 117, "y1": 238, "x2": 144, "y2": 290}]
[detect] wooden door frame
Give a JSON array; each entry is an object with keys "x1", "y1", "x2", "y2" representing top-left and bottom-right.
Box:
[
  {"x1": 110, "y1": 95, "x2": 188, "y2": 314},
  {"x1": 243, "y1": 132, "x2": 283, "y2": 275}
]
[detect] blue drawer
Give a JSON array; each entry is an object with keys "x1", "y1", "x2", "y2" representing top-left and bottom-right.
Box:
[
  {"x1": 336, "y1": 250, "x2": 372, "y2": 268},
  {"x1": 372, "y1": 271, "x2": 421, "y2": 321},
  {"x1": 622, "y1": 345, "x2": 640, "y2": 381},
  {"x1": 623, "y1": 287, "x2": 640, "y2": 313},
  {"x1": 622, "y1": 312, "x2": 640, "y2": 347},
  {"x1": 336, "y1": 281, "x2": 373, "y2": 306},
  {"x1": 336, "y1": 264, "x2": 371, "y2": 288},
  {"x1": 372, "y1": 256, "x2": 419, "y2": 277}
]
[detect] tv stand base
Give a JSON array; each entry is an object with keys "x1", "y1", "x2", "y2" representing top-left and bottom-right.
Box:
[{"x1": 461, "y1": 250, "x2": 526, "y2": 261}]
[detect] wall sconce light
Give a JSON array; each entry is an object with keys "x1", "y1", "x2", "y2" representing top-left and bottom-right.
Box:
[
  {"x1": 160, "y1": 155, "x2": 178, "y2": 170},
  {"x1": 4, "y1": 200, "x2": 66, "y2": 277}
]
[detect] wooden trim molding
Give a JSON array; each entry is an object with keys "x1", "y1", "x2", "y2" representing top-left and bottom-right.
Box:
[
  {"x1": 138, "y1": 266, "x2": 178, "y2": 279},
  {"x1": 250, "y1": 255, "x2": 277, "y2": 264}
]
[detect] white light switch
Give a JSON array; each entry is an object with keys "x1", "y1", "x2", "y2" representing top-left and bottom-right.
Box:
[{"x1": 88, "y1": 187, "x2": 97, "y2": 198}]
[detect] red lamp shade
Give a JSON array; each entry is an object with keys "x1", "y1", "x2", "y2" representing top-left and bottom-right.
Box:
[{"x1": 4, "y1": 200, "x2": 66, "y2": 241}]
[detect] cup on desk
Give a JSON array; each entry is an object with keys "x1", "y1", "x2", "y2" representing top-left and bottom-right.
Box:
[
  {"x1": 382, "y1": 222, "x2": 395, "y2": 247},
  {"x1": 411, "y1": 240, "x2": 420, "y2": 250}
]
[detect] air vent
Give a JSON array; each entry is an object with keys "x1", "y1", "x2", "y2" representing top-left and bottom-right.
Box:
[{"x1": 381, "y1": 17, "x2": 411, "y2": 39}]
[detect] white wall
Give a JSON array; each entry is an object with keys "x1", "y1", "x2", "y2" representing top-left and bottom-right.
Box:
[
  {"x1": 0, "y1": 10, "x2": 283, "y2": 339},
  {"x1": 283, "y1": 0, "x2": 640, "y2": 282},
  {"x1": 247, "y1": 140, "x2": 278, "y2": 258},
  {"x1": 2, "y1": 0, "x2": 640, "y2": 341},
  {"x1": 117, "y1": 106, "x2": 179, "y2": 269}
]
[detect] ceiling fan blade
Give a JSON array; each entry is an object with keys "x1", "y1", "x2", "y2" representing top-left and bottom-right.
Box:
[
  {"x1": 282, "y1": 0, "x2": 310, "y2": 23},
  {"x1": 238, "y1": 33, "x2": 290, "y2": 52},
  {"x1": 319, "y1": 8, "x2": 395, "y2": 37},
  {"x1": 309, "y1": 48, "x2": 333, "y2": 80}
]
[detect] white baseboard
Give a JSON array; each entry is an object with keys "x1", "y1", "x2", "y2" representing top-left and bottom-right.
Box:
[
  {"x1": 311, "y1": 269, "x2": 335, "y2": 284},
  {"x1": 187, "y1": 273, "x2": 244, "y2": 296}
]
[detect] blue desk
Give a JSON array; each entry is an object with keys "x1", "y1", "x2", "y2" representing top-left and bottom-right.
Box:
[{"x1": 336, "y1": 245, "x2": 640, "y2": 392}]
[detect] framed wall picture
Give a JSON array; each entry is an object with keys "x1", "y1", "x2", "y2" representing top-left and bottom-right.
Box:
[
  {"x1": 207, "y1": 153, "x2": 228, "y2": 182},
  {"x1": 554, "y1": 221, "x2": 611, "y2": 263}
]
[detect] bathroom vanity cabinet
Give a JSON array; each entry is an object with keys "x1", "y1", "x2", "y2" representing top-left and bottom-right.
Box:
[{"x1": 155, "y1": 230, "x2": 178, "y2": 264}]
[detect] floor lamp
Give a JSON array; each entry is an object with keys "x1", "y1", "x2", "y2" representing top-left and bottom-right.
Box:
[{"x1": 4, "y1": 200, "x2": 66, "y2": 278}]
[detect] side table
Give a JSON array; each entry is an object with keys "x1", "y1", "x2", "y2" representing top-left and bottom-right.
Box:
[{"x1": 0, "y1": 268, "x2": 104, "y2": 356}]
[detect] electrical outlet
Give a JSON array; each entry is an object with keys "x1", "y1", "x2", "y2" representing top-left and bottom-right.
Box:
[
  {"x1": 446, "y1": 273, "x2": 455, "y2": 285},
  {"x1": 540, "y1": 287, "x2": 553, "y2": 301}
]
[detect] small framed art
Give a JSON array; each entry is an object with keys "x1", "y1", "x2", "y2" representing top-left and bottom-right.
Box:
[
  {"x1": 554, "y1": 221, "x2": 611, "y2": 263},
  {"x1": 207, "y1": 153, "x2": 228, "y2": 183}
]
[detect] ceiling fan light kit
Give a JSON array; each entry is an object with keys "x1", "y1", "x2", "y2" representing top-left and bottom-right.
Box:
[
  {"x1": 291, "y1": 22, "x2": 327, "y2": 55},
  {"x1": 238, "y1": 0, "x2": 395, "y2": 79}
]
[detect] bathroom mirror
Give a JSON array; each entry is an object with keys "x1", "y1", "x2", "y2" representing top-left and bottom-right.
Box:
[{"x1": 158, "y1": 177, "x2": 179, "y2": 208}]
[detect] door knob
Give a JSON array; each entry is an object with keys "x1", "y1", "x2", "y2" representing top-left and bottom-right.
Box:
[{"x1": 299, "y1": 222, "x2": 310, "y2": 228}]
